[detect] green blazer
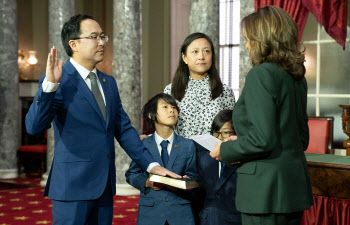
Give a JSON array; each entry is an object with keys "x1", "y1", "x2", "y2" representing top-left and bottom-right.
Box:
[{"x1": 221, "y1": 62, "x2": 313, "y2": 214}]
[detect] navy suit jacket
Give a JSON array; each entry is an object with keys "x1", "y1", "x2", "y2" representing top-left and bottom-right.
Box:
[
  {"x1": 195, "y1": 143, "x2": 241, "y2": 225},
  {"x1": 125, "y1": 132, "x2": 198, "y2": 225},
  {"x1": 25, "y1": 60, "x2": 155, "y2": 201}
]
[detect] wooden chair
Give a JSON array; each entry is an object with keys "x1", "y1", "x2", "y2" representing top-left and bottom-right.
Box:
[
  {"x1": 17, "y1": 132, "x2": 47, "y2": 177},
  {"x1": 306, "y1": 116, "x2": 334, "y2": 154}
]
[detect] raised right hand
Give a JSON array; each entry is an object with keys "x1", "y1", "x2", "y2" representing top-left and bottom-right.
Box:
[{"x1": 46, "y1": 46, "x2": 63, "y2": 83}]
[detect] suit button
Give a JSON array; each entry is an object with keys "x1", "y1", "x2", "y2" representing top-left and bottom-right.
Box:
[
  {"x1": 36, "y1": 97, "x2": 41, "y2": 105},
  {"x1": 106, "y1": 153, "x2": 110, "y2": 158},
  {"x1": 216, "y1": 194, "x2": 221, "y2": 198},
  {"x1": 164, "y1": 198, "x2": 168, "y2": 202}
]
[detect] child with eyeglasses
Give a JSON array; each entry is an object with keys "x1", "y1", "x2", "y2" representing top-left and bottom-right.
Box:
[
  {"x1": 210, "y1": 110, "x2": 236, "y2": 141},
  {"x1": 194, "y1": 109, "x2": 242, "y2": 225}
]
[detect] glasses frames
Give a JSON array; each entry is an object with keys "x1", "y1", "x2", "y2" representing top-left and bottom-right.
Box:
[
  {"x1": 73, "y1": 35, "x2": 109, "y2": 43},
  {"x1": 211, "y1": 131, "x2": 235, "y2": 139}
]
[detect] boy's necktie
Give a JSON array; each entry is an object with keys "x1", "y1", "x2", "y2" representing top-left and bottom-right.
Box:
[
  {"x1": 88, "y1": 72, "x2": 106, "y2": 121},
  {"x1": 160, "y1": 140, "x2": 169, "y2": 167},
  {"x1": 220, "y1": 161, "x2": 226, "y2": 184}
]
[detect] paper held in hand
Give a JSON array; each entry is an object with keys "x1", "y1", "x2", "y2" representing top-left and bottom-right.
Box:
[
  {"x1": 190, "y1": 134, "x2": 221, "y2": 152},
  {"x1": 149, "y1": 174, "x2": 198, "y2": 190}
]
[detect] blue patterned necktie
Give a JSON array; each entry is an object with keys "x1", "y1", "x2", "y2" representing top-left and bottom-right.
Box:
[
  {"x1": 220, "y1": 161, "x2": 226, "y2": 184},
  {"x1": 88, "y1": 72, "x2": 106, "y2": 121},
  {"x1": 160, "y1": 140, "x2": 169, "y2": 167}
]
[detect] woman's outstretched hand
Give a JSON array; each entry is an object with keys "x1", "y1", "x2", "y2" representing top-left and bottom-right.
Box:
[
  {"x1": 210, "y1": 136, "x2": 237, "y2": 161},
  {"x1": 210, "y1": 142, "x2": 222, "y2": 161},
  {"x1": 224, "y1": 135, "x2": 237, "y2": 142}
]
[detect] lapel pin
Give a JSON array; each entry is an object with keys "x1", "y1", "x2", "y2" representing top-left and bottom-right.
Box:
[
  {"x1": 174, "y1": 144, "x2": 178, "y2": 148},
  {"x1": 103, "y1": 79, "x2": 106, "y2": 82}
]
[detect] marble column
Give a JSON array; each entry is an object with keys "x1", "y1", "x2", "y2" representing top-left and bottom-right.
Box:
[
  {"x1": 41, "y1": 0, "x2": 74, "y2": 186},
  {"x1": 189, "y1": 0, "x2": 219, "y2": 68},
  {"x1": 113, "y1": 0, "x2": 141, "y2": 195},
  {"x1": 0, "y1": 0, "x2": 19, "y2": 179},
  {"x1": 239, "y1": 0, "x2": 254, "y2": 93}
]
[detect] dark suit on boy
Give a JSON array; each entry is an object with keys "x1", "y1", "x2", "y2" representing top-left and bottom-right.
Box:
[
  {"x1": 195, "y1": 143, "x2": 241, "y2": 225},
  {"x1": 126, "y1": 132, "x2": 198, "y2": 225}
]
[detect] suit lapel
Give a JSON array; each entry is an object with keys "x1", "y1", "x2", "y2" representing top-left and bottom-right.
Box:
[
  {"x1": 146, "y1": 135, "x2": 164, "y2": 167},
  {"x1": 167, "y1": 133, "x2": 181, "y2": 169},
  {"x1": 217, "y1": 164, "x2": 237, "y2": 189},
  {"x1": 65, "y1": 61, "x2": 106, "y2": 123}
]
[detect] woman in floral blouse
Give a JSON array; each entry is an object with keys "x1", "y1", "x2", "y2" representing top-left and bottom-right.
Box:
[
  {"x1": 164, "y1": 32, "x2": 235, "y2": 138},
  {"x1": 164, "y1": 32, "x2": 236, "y2": 225}
]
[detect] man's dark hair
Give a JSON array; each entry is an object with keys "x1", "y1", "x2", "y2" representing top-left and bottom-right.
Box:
[
  {"x1": 142, "y1": 93, "x2": 179, "y2": 132},
  {"x1": 61, "y1": 14, "x2": 94, "y2": 57},
  {"x1": 211, "y1": 109, "x2": 235, "y2": 133}
]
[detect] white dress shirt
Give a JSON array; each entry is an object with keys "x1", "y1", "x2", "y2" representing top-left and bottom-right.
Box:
[{"x1": 154, "y1": 131, "x2": 174, "y2": 156}]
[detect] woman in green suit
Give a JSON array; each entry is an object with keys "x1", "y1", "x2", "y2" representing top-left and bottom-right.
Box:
[{"x1": 210, "y1": 5, "x2": 313, "y2": 225}]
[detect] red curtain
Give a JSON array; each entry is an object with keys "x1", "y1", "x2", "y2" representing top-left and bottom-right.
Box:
[
  {"x1": 301, "y1": 195, "x2": 350, "y2": 225},
  {"x1": 302, "y1": 0, "x2": 348, "y2": 50},
  {"x1": 255, "y1": 0, "x2": 309, "y2": 44},
  {"x1": 255, "y1": 0, "x2": 348, "y2": 49}
]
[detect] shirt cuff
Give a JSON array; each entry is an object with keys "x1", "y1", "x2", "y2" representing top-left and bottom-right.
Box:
[
  {"x1": 42, "y1": 78, "x2": 59, "y2": 92},
  {"x1": 146, "y1": 162, "x2": 160, "y2": 173}
]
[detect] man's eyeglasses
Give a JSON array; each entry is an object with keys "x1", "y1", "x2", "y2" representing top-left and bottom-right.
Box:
[
  {"x1": 211, "y1": 131, "x2": 236, "y2": 138},
  {"x1": 73, "y1": 35, "x2": 109, "y2": 43}
]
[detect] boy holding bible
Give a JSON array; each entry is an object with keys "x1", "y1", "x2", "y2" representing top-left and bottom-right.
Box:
[{"x1": 125, "y1": 93, "x2": 198, "y2": 225}]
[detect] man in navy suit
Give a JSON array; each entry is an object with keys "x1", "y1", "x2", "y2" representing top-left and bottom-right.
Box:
[{"x1": 25, "y1": 14, "x2": 179, "y2": 225}]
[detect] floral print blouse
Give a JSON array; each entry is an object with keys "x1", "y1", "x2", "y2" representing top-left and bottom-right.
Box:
[{"x1": 164, "y1": 75, "x2": 236, "y2": 138}]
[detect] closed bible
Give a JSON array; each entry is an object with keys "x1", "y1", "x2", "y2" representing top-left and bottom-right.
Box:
[{"x1": 149, "y1": 174, "x2": 198, "y2": 190}]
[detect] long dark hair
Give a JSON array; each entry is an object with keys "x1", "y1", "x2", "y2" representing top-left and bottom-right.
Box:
[
  {"x1": 241, "y1": 5, "x2": 306, "y2": 80},
  {"x1": 171, "y1": 32, "x2": 224, "y2": 101}
]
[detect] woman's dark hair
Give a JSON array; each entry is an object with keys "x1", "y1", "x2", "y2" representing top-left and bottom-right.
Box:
[
  {"x1": 241, "y1": 5, "x2": 306, "y2": 80},
  {"x1": 171, "y1": 32, "x2": 224, "y2": 101},
  {"x1": 142, "y1": 93, "x2": 180, "y2": 132},
  {"x1": 61, "y1": 14, "x2": 94, "y2": 57},
  {"x1": 211, "y1": 110, "x2": 234, "y2": 133}
]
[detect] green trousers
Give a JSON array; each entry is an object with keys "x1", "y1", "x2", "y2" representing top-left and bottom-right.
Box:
[{"x1": 241, "y1": 211, "x2": 303, "y2": 225}]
